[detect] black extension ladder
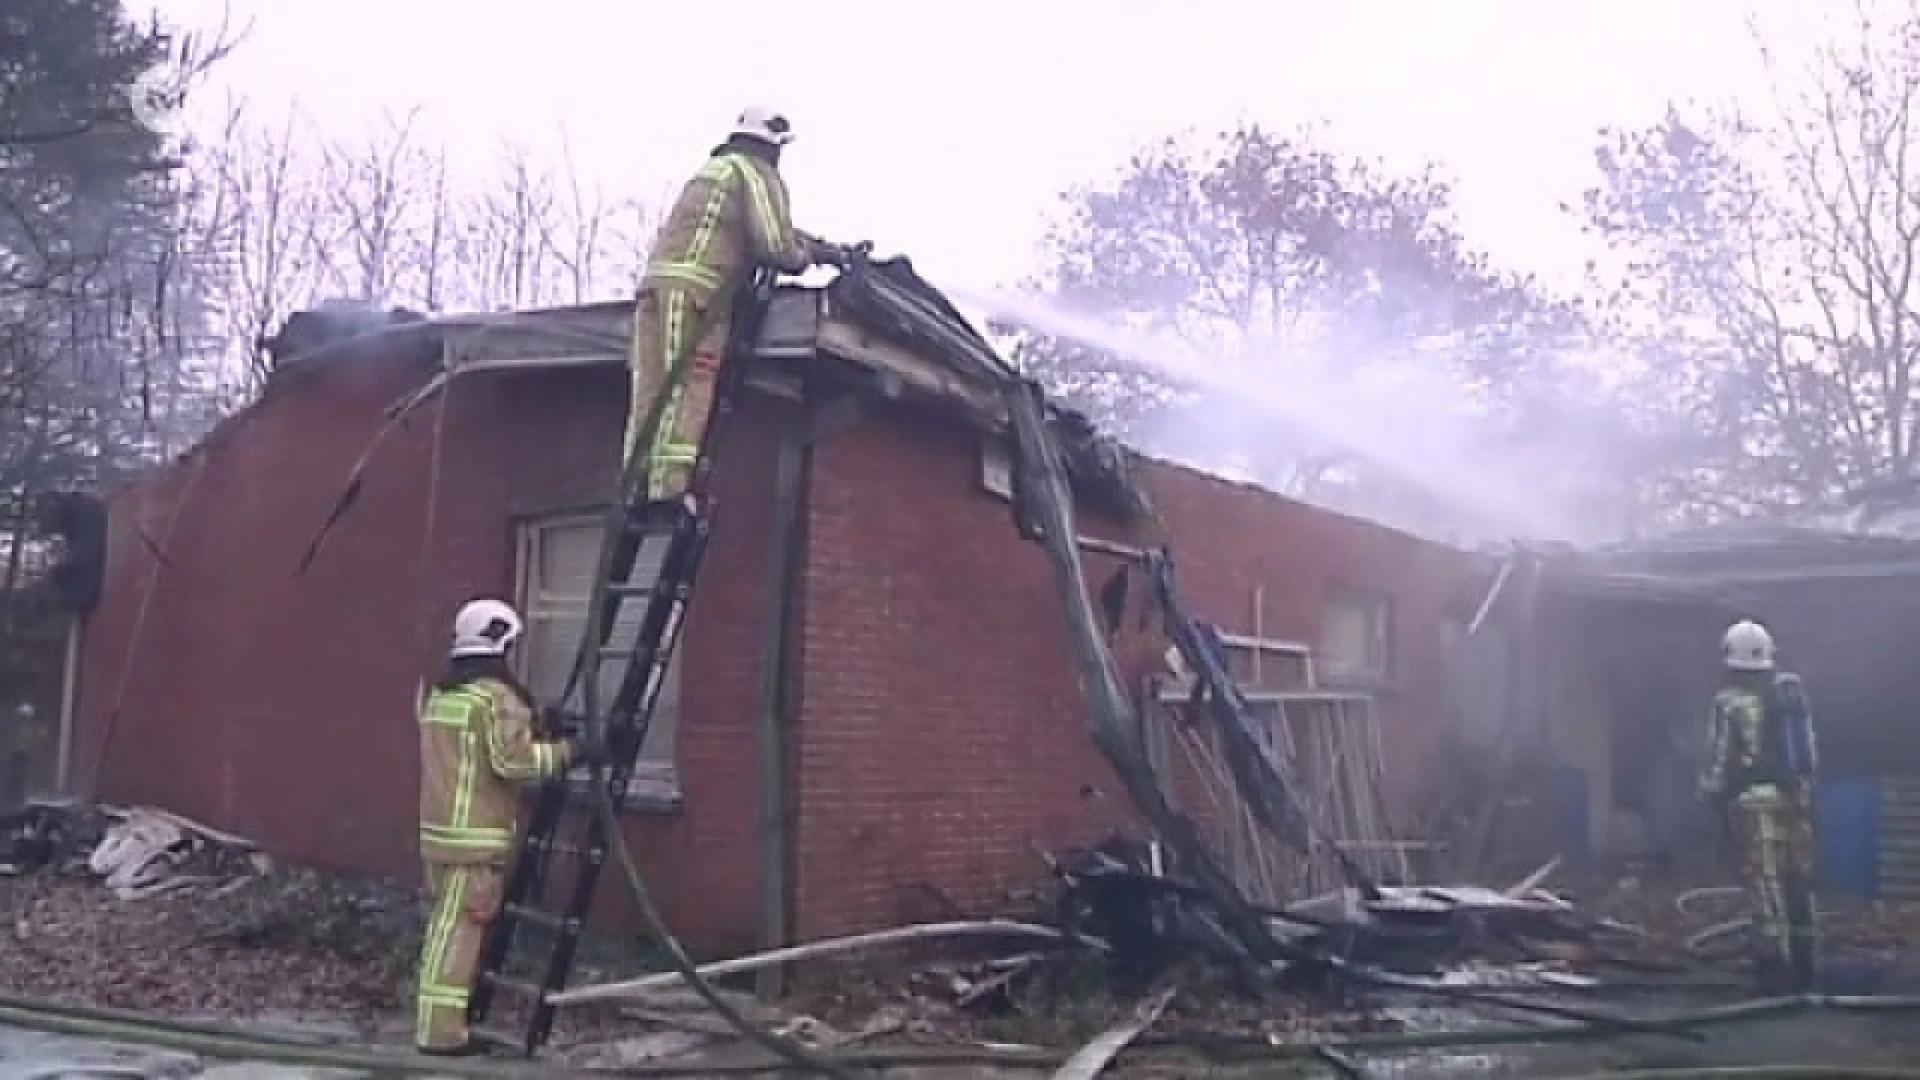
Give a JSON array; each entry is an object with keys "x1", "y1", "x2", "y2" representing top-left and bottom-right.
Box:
[{"x1": 465, "y1": 277, "x2": 774, "y2": 1056}]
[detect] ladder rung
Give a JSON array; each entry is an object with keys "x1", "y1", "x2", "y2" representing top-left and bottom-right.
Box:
[
  {"x1": 624, "y1": 499, "x2": 698, "y2": 532},
  {"x1": 502, "y1": 903, "x2": 578, "y2": 933},
  {"x1": 467, "y1": 1026, "x2": 531, "y2": 1055},
  {"x1": 527, "y1": 837, "x2": 590, "y2": 859},
  {"x1": 540, "y1": 843, "x2": 606, "y2": 867},
  {"x1": 476, "y1": 283, "x2": 760, "y2": 1061},
  {"x1": 480, "y1": 972, "x2": 546, "y2": 999}
]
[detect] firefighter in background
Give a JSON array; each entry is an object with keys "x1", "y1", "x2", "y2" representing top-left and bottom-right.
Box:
[
  {"x1": 628, "y1": 105, "x2": 847, "y2": 503},
  {"x1": 415, "y1": 599, "x2": 599, "y2": 1055},
  {"x1": 1698, "y1": 618, "x2": 1821, "y2": 992}
]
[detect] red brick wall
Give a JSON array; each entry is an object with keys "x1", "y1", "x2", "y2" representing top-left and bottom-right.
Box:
[
  {"x1": 75, "y1": 348, "x2": 1469, "y2": 952},
  {"x1": 792, "y1": 404, "x2": 1470, "y2": 939},
  {"x1": 72, "y1": 357, "x2": 788, "y2": 950},
  {"x1": 1142, "y1": 464, "x2": 1470, "y2": 826}
]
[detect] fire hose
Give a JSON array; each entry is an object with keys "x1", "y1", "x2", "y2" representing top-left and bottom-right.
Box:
[{"x1": 0, "y1": 990, "x2": 1917, "y2": 1077}]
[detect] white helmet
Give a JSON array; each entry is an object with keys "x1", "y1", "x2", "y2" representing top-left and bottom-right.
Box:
[
  {"x1": 729, "y1": 105, "x2": 794, "y2": 147},
  {"x1": 451, "y1": 598, "x2": 524, "y2": 658},
  {"x1": 1722, "y1": 619, "x2": 1776, "y2": 672}
]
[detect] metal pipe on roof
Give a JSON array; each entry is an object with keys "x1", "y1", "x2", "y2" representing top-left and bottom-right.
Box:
[{"x1": 1466, "y1": 555, "x2": 1518, "y2": 636}]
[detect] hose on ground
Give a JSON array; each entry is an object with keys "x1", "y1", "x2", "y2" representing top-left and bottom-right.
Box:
[
  {"x1": 586, "y1": 778, "x2": 857, "y2": 1079},
  {"x1": 3, "y1": 989, "x2": 1920, "y2": 1076},
  {"x1": 1551, "y1": 1060, "x2": 1920, "y2": 1068},
  {"x1": 1688, "y1": 918, "x2": 1753, "y2": 953},
  {"x1": 1676, "y1": 887, "x2": 1745, "y2": 917},
  {"x1": 0, "y1": 998, "x2": 567, "y2": 1080}
]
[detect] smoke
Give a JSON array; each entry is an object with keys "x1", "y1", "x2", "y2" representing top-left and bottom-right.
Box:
[{"x1": 950, "y1": 285, "x2": 1619, "y2": 546}]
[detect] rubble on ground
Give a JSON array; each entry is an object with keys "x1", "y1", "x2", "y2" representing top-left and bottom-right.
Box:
[
  {"x1": 5, "y1": 801, "x2": 1920, "y2": 1073},
  {"x1": 0, "y1": 800, "x2": 417, "y2": 1027},
  {"x1": 544, "y1": 840, "x2": 1920, "y2": 1073}
]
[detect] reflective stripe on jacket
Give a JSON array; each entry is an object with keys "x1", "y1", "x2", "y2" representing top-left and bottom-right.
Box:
[
  {"x1": 418, "y1": 677, "x2": 571, "y2": 865},
  {"x1": 641, "y1": 151, "x2": 809, "y2": 304},
  {"x1": 1700, "y1": 683, "x2": 1796, "y2": 802}
]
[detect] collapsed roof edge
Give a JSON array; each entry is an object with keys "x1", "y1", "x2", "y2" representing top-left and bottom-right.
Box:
[{"x1": 226, "y1": 268, "x2": 1150, "y2": 522}]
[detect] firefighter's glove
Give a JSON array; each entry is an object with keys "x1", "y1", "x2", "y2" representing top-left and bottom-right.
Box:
[
  {"x1": 567, "y1": 727, "x2": 610, "y2": 769},
  {"x1": 805, "y1": 237, "x2": 849, "y2": 268},
  {"x1": 538, "y1": 705, "x2": 584, "y2": 738}
]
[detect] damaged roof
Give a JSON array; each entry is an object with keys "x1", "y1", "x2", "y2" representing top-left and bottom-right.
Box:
[{"x1": 261, "y1": 258, "x2": 1148, "y2": 521}]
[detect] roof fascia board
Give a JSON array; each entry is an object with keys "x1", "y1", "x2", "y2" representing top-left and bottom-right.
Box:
[
  {"x1": 814, "y1": 318, "x2": 1006, "y2": 427},
  {"x1": 1683, "y1": 560, "x2": 1920, "y2": 585},
  {"x1": 436, "y1": 296, "x2": 1009, "y2": 430}
]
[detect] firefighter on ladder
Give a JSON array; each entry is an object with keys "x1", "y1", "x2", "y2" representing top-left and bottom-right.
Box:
[
  {"x1": 1698, "y1": 618, "x2": 1821, "y2": 992},
  {"x1": 414, "y1": 599, "x2": 601, "y2": 1056},
  {"x1": 627, "y1": 105, "x2": 850, "y2": 507}
]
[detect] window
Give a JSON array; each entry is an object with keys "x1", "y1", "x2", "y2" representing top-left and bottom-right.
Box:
[
  {"x1": 981, "y1": 437, "x2": 1014, "y2": 500},
  {"x1": 1318, "y1": 587, "x2": 1393, "y2": 686},
  {"x1": 515, "y1": 512, "x2": 682, "y2": 804}
]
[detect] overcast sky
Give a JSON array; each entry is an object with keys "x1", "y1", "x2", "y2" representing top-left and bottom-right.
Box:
[{"x1": 144, "y1": 0, "x2": 1829, "y2": 298}]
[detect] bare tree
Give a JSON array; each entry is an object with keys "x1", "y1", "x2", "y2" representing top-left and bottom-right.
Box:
[
  {"x1": 1586, "y1": 0, "x2": 1920, "y2": 522},
  {"x1": 461, "y1": 143, "x2": 557, "y2": 310},
  {"x1": 453, "y1": 139, "x2": 655, "y2": 311},
  {"x1": 168, "y1": 104, "x2": 661, "y2": 407},
  {"x1": 317, "y1": 109, "x2": 452, "y2": 306},
  {"x1": 0, "y1": 0, "x2": 244, "y2": 586},
  {"x1": 1014, "y1": 123, "x2": 1597, "y2": 538},
  {"x1": 184, "y1": 100, "x2": 330, "y2": 389}
]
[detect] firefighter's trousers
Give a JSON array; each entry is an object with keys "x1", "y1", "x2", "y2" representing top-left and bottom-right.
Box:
[
  {"x1": 415, "y1": 861, "x2": 505, "y2": 1052},
  {"x1": 1731, "y1": 787, "x2": 1818, "y2": 990},
  {"x1": 627, "y1": 286, "x2": 729, "y2": 501}
]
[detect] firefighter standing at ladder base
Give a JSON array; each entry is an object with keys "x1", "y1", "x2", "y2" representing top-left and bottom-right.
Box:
[
  {"x1": 415, "y1": 599, "x2": 602, "y2": 1056},
  {"x1": 627, "y1": 105, "x2": 847, "y2": 506},
  {"x1": 1697, "y1": 618, "x2": 1821, "y2": 992}
]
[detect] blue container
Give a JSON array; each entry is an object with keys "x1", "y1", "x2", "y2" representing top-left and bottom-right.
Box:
[
  {"x1": 1816, "y1": 779, "x2": 1880, "y2": 898},
  {"x1": 1549, "y1": 764, "x2": 1591, "y2": 863}
]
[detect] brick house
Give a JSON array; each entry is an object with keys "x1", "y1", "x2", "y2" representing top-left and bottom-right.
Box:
[{"x1": 66, "y1": 273, "x2": 1471, "y2": 953}]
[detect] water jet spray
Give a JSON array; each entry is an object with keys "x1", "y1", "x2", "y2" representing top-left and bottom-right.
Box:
[{"x1": 949, "y1": 286, "x2": 1589, "y2": 544}]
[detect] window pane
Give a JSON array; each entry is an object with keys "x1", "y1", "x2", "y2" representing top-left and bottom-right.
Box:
[
  {"x1": 1320, "y1": 592, "x2": 1390, "y2": 681},
  {"x1": 535, "y1": 525, "x2": 604, "y2": 600},
  {"x1": 521, "y1": 612, "x2": 583, "y2": 701},
  {"x1": 519, "y1": 517, "x2": 680, "y2": 766}
]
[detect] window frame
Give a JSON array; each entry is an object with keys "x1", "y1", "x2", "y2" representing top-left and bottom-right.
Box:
[
  {"x1": 980, "y1": 436, "x2": 1015, "y2": 500},
  {"x1": 513, "y1": 509, "x2": 684, "y2": 809},
  {"x1": 1317, "y1": 585, "x2": 1395, "y2": 689}
]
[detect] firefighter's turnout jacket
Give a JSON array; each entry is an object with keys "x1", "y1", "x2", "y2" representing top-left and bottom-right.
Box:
[
  {"x1": 1698, "y1": 676, "x2": 1820, "y2": 989},
  {"x1": 418, "y1": 676, "x2": 573, "y2": 864},
  {"x1": 642, "y1": 147, "x2": 812, "y2": 302},
  {"x1": 625, "y1": 146, "x2": 814, "y2": 490},
  {"x1": 1698, "y1": 678, "x2": 1819, "y2": 807}
]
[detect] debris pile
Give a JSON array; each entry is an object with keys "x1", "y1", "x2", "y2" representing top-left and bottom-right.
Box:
[
  {"x1": 538, "y1": 839, "x2": 1787, "y2": 1072},
  {"x1": 0, "y1": 800, "x2": 418, "y2": 1024}
]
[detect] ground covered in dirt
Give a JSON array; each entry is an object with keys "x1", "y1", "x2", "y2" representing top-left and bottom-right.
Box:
[
  {"x1": 0, "y1": 865, "x2": 419, "y2": 1026},
  {"x1": 5, "y1": 804, "x2": 1920, "y2": 1076}
]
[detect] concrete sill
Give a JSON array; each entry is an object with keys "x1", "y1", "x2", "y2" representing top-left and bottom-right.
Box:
[{"x1": 563, "y1": 773, "x2": 684, "y2": 815}]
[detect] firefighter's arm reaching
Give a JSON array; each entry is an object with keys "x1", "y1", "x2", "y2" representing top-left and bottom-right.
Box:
[
  {"x1": 732, "y1": 156, "x2": 817, "y2": 274},
  {"x1": 1697, "y1": 693, "x2": 1733, "y2": 800},
  {"x1": 483, "y1": 685, "x2": 574, "y2": 783}
]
